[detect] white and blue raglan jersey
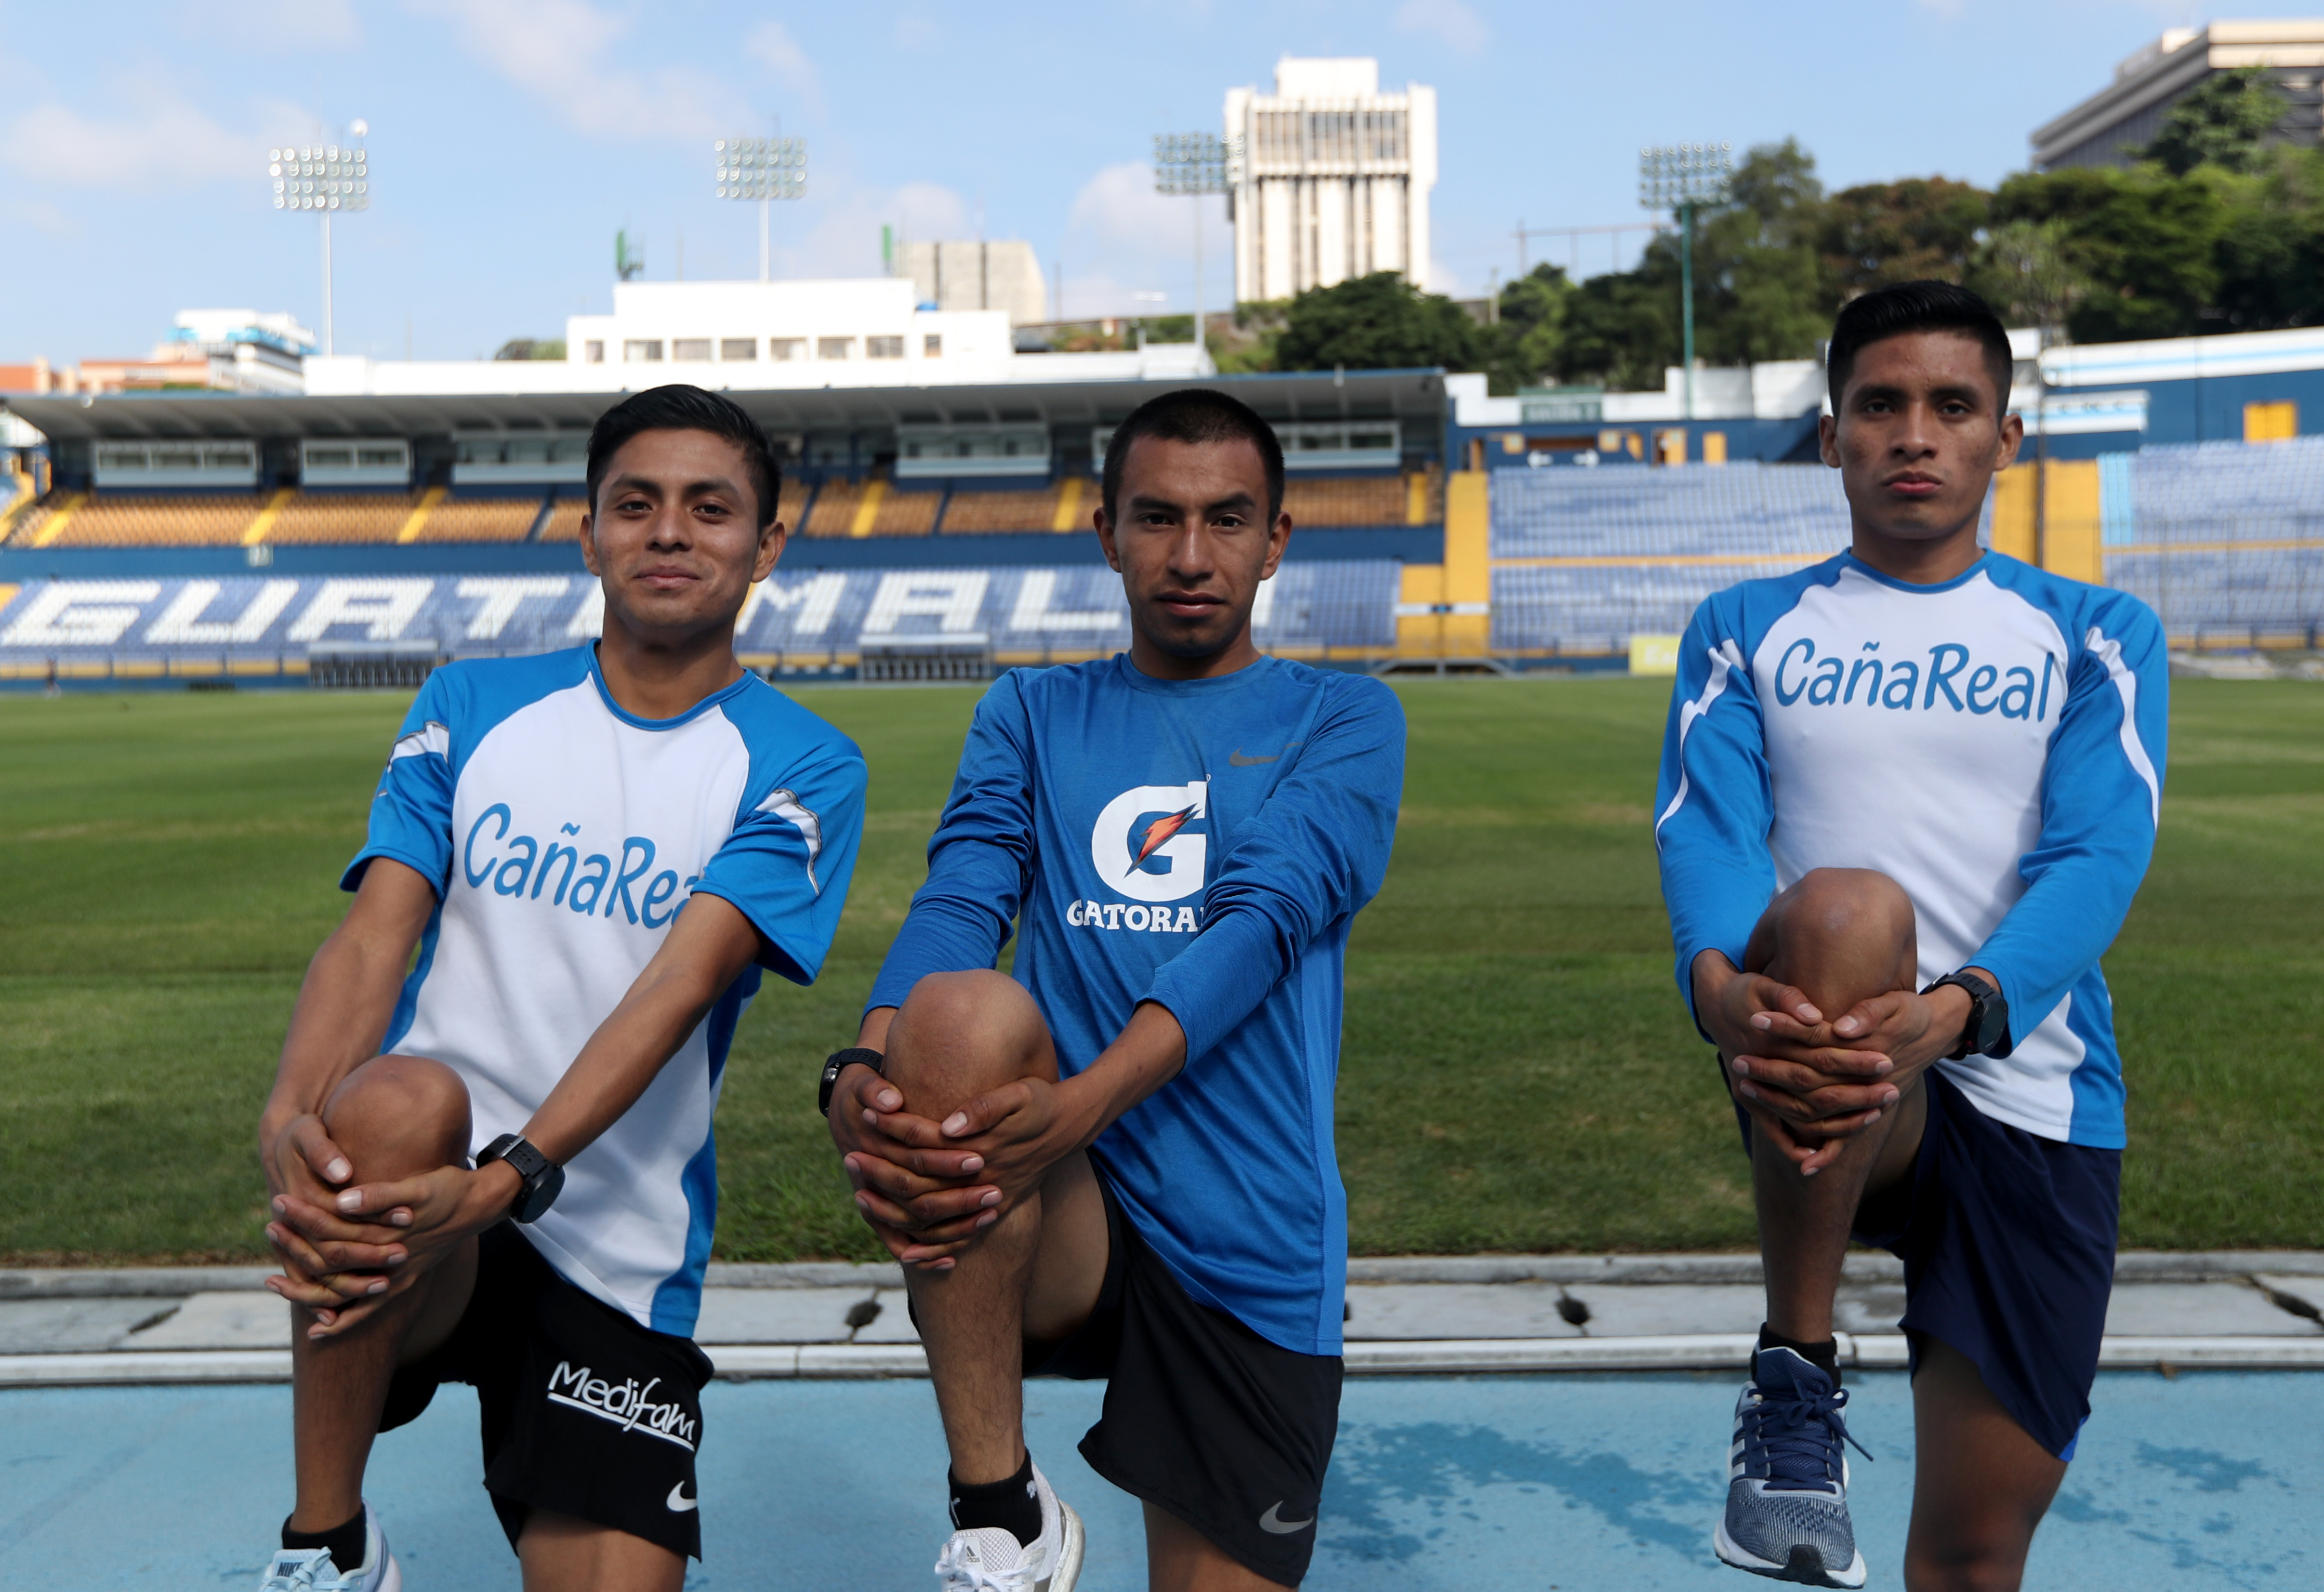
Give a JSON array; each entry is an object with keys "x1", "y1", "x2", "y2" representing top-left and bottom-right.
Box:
[
  {"x1": 1655, "y1": 551, "x2": 2165, "y2": 1148},
  {"x1": 346, "y1": 645, "x2": 865, "y2": 1336},
  {"x1": 867, "y1": 655, "x2": 1405, "y2": 1357}
]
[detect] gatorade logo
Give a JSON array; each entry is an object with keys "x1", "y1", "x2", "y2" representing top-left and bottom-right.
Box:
[{"x1": 1088, "y1": 781, "x2": 1208, "y2": 904}]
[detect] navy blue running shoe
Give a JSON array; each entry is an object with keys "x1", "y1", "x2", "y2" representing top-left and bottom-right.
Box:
[{"x1": 1713, "y1": 1346, "x2": 1870, "y2": 1587}]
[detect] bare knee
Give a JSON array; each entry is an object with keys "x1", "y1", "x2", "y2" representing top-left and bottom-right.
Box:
[
  {"x1": 1906, "y1": 1537, "x2": 2037, "y2": 1592},
  {"x1": 322, "y1": 1055, "x2": 470, "y2": 1179},
  {"x1": 1780, "y1": 868, "x2": 1913, "y2": 944},
  {"x1": 885, "y1": 971, "x2": 1054, "y2": 1119}
]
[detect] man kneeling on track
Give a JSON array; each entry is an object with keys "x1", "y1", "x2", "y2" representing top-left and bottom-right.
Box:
[
  {"x1": 824, "y1": 388, "x2": 1405, "y2": 1592},
  {"x1": 254, "y1": 384, "x2": 865, "y2": 1591},
  {"x1": 1656, "y1": 282, "x2": 2166, "y2": 1590}
]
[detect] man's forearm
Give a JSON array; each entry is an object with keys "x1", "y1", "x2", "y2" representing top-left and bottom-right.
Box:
[
  {"x1": 1057, "y1": 1000, "x2": 1186, "y2": 1151},
  {"x1": 519, "y1": 895, "x2": 760, "y2": 1166},
  {"x1": 262, "y1": 925, "x2": 419, "y2": 1134}
]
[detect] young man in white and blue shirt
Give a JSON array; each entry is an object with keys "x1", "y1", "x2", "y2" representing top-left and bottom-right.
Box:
[
  {"x1": 1656, "y1": 283, "x2": 2165, "y2": 1591},
  {"x1": 826, "y1": 389, "x2": 1404, "y2": 1592},
  {"x1": 254, "y1": 385, "x2": 865, "y2": 1592}
]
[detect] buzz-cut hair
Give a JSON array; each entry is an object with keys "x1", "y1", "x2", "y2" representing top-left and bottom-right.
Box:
[
  {"x1": 585, "y1": 383, "x2": 783, "y2": 529},
  {"x1": 1827, "y1": 281, "x2": 2014, "y2": 415},
  {"x1": 1101, "y1": 387, "x2": 1286, "y2": 524}
]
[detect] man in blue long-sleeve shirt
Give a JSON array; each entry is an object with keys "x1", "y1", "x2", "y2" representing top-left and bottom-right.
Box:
[
  {"x1": 1655, "y1": 284, "x2": 2165, "y2": 1590},
  {"x1": 824, "y1": 388, "x2": 1404, "y2": 1592}
]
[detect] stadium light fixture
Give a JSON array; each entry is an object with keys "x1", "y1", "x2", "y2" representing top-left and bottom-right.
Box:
[
  {"x1": 1153, "y1": 133, "x2": 1237, "y2": 368},
  {"x1": 716, "y1": 137, "x2": 807, "y2": 283},
  {"x1": 269, "y1": 122, "x2": 368, "y2": 356},
  {"x1": 1638, "y1": 141, "x2": 1732, "y2": 421}
]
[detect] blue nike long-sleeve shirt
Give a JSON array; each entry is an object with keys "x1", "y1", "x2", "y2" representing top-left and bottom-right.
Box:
[{"x1": 868, "y1": 654, "x2": 1406, "y2": 1356}]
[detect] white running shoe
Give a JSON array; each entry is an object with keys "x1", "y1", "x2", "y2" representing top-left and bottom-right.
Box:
[
  {"x1": 934, "y1": 1462, "x2": 1085, "y2": 1592},
  {"x1": 255, "y1": 1502, "x2": 402, "y2": 1592}
]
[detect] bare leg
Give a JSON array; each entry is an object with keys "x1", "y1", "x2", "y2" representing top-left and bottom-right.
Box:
[
  {"x1": 1741, "y1": 869, "x2": 1925, "y2": 1343},
  {"x1": 1903, "y1": 1340, "x2": 2067, "y2": 1592},
  {"x1": 518, "y1": 1509, "x2": 684, "y2": 1592},
  {"x1": 287, "y1": 1055, "x2": 478, "y2": 1534},
  {"x1": 884, "y1": 972, "x2": 1108, "y2": 1486},
  {"x1": 1143, "y1": 1503, "x2": 1295, "y2": 1592}
]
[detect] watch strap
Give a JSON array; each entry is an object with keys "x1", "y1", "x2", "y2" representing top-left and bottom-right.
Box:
[
  {"x1": 1924, "y1": 971, "x2": 2004, "y2": 1060},
  {"x1": 477, "y1": 1133, "x2": 564, "y2": 1223},
  {"x1": 819, "y1": 1048, "x2": 886, "y2": 1117}
]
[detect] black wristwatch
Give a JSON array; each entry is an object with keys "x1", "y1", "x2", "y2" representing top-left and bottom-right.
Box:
[
  {"x1": 1925, "y1": 971, "x2": 2011, "y2": 1060},
  {"x1": 819, "y1": 1047, "x2": 886, "y2": 1116},
  {"x1": 476, "y1": 1133, "x2": 564, "y2": 1224}
]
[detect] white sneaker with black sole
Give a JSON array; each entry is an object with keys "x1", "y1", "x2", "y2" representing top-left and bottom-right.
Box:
[
  {"x1": 255, "y1": 1502, "x2": 402, "y2": 1592},
  {"x1": 934, "y1": 1461, "x2": 1085, "y2": 1592}
]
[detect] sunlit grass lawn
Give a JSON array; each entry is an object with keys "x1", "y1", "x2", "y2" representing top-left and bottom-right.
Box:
[{"x1": 1, "y1": 675, "x2": 2316, "y2": 1263}]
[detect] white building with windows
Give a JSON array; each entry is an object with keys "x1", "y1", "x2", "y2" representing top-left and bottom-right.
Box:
[
  {"x1": 302, "y1": 277, "x2": 1205, "y2": 399},
  {"x1": 1225, "y1": 57, "x2": 1437, "y2": 304}
]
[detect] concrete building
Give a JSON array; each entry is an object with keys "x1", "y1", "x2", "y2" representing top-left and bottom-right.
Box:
[
  {"x1": 1225, "y1": 57, "x2": 1436, "y2": 303},
  {"x1": 896, "y1": 240, "x2": 1046, "y2": 325},
  {"x1": 2033, "y1": 19, "x2": 2324, "y2": 170}
]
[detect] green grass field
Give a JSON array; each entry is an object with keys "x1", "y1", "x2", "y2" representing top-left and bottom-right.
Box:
[{"x1": 2, "y1": 676, "x2": 2319, "y2": 1265}]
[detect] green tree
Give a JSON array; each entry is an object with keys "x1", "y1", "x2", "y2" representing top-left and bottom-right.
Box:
[
  {"x1": 1818, "y1": 177, "x2": 1990, "y2": 300},
  {"x1": 1974, "y1": 218, "x2": 2089, "y2": 337},
  {"x1": 1483, "y1": 263, "x2": 1573, "y2": 393},
  {"x1": 2143, "y1": 68, "x2": 2287, "y2": 176},
  {"x1": 2211, "y1": 146, "x2": 2324, "y2": 329},
  {"x1": 1271, "y1": 271, "x2": 1483, "y2": 372},
  {"x1": 1989, "y1": 165, "x2": 2228, "y2": 341}
]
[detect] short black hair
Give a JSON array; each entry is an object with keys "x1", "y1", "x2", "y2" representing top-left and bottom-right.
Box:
[
  {"x1": 1101, "y1": 387, "x2": 1286, "y2": 524},
  {"x1": 585, "y1": 383, "x2": 783, "y2": 529},
  {"x1": 1827, "y1": 281, "x2": 2014, "y2": 415}
]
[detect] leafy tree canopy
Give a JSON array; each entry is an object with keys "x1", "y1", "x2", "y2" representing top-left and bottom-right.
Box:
[
  {"x1": 2143, "y1": 68, "x2": 2287, "y2": 177},
  {"x1": 1272, "y1": 271, "x2": 1483, "y2": 372}
]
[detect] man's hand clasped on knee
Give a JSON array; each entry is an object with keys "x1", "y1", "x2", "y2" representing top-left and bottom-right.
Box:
[
  {"x1": 1694, "y1": 952, "x2": 1971, "y2": 1175},
  {"x1": 832, "y1": 1063, "x2": 1095, "y2": 1270}
]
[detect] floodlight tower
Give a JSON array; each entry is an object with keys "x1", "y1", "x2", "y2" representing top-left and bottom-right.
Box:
[
  {"x1": 1153, "y1": 133, "x2": 1236, "y2": 365},
  {"x1": 269, "y1": 122, "x2": 368, "y2": 355},
  {"x1": 716, "y1": 137, "x2": 807, "y2": 282},
  {"x1": 1638, "y1": 142, "x2": 1732, "y2": 420}
]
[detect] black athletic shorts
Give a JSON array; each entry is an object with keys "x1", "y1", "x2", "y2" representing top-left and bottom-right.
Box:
[
  {"x1": 1031, "y1": 1165, "x2": 1342, "y2": 1587},
  {"x1": 1728, "y1": 1062, "x2": 2120, "y2": 1460},
  {"x1": 379, "y1": 1222, "x2": 713, "y2": 1559}
]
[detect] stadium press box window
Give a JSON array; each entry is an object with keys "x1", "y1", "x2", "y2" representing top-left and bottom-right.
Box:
[
  {"x1": 925, "y1": 335, "x2": 943, "y2": 357},
  {"x1": 625, "y1": 340, "x2": 664, "y2": 362},
  {"x1": 771, "y1": 339, "x2": 806, "y2": 361},
  {"x1": 818, "y1": 338, "x2": 854, "y2": 360},
  {"x1": 721, "y1": 339, "x2": 758, "y2": 361},
  {"x1": 94, "y1": 442, "x2": 259, "y2": 489},
  {"x1": 585, "y1": 341, "x2": 605, "y2": 363},
  {"x1": 673, "y1": 339, "x2": 712, "y2": 362},
  {"x1": 867, "y1": 336, "x2": 905, "y2": 360}
]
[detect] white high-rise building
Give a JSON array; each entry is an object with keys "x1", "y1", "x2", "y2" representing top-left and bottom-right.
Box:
[{"x1": 1225, "y1": 57, "x2": 1437, "y2": 304}]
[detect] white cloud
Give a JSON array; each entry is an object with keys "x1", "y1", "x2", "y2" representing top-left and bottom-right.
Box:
[
  {"x1": 892, "y1": 10, "x2": 944, "y2": 51},
  {"x1": 747, "y1": 21, "x2": 824, "y2": 120},
  {"x1": 770, "y1": 180, "x2": 974, "y2": 280},
  {"x1": 2, "y1": 92, "x2": 250, "y2": 188},
  {"x1": 1393, "y1": 0, "x2": 1488, "y2": 54},
  {"x1": 1058, "y1": 164, "x2": 1231, "y2": 317},
  {"x1": 405, "y1": 0, "x2": 749, "y2": 140},
  {"x1": 175, "y1": 0, "x2": 361, "y2": 49}
]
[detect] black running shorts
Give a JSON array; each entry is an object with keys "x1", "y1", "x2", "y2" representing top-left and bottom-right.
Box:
[
  {"x1": 1727, "y1": 1062, "x2": 2120, "y2": 1460},
  {"x1": 380, "y1": 1222, "x2": 714, "y2": 1559},
  {"x1": 1032, "y1": 1166, "x2": 1343, "y2": 1587}
]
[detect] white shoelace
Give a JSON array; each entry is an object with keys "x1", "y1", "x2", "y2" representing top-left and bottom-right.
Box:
[{"x1": 935, "y1": 1529, "x2": 1042, "y2": 1592}]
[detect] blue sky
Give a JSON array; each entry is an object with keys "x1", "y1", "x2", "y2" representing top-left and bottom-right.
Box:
[{"x1": 0, "y1": 0, "x2": 2295, "y2": 363}]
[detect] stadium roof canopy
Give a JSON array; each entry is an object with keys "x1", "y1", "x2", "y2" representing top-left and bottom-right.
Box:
[{"x1": 8, "y1": 368, "x2": 1447, "y2": 443}]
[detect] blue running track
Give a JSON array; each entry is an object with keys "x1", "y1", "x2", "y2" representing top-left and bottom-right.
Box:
[{"x1": 1, "y1": 1372, "x2": 2313, "y2": 1589}]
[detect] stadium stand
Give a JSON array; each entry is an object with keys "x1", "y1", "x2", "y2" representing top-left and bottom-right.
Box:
[
  {"x1": 1282, "y1": 474, "x2": 1408, "y2": 527},
  {"x1": 17, "y1": 492, "x2": 271, "y2": 548},
  {"x1": 407, "y1": 495, "x2": 540, "y2": 542},
  {"x1": 537, "y1": 498, "x2": 588, "y2": 542},
  {"x1": 939, "y1": 487, "x2": 1071, "y2": 535},
  {"x1": 2110, "y1": 436, "x2": 2324, "y2": 646},
  {"x1": 800, "y1": 481, "x2": 869, "y2": 538},
  {"x1": 265, "y1": 493, "x2": 415, "y2": 545}
]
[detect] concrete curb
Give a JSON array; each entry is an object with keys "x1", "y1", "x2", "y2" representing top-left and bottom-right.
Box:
[
  {"x1": 11, "y1": 1334, "x2": 2324, "y2": 1388},
  {"x1": 10, "y1": 1250, "x2": 2322, "y2": 1299}
]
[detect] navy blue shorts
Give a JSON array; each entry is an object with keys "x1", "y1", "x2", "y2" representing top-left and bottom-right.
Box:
[{"x1": 1731, "y1": 1065, "x2": 2121, "y2": 1460}]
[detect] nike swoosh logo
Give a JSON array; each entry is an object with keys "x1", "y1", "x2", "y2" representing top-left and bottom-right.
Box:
[
  {"x1": 666, "y1": 1481, "x2": 697, "y2": 1513},
  {"x1": 1229, "y1": 741, "x2": 1301, "y2": 767},
  {"x1": 1258, "y1": 1502, "x2": 1313, "y2": 1534}
]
